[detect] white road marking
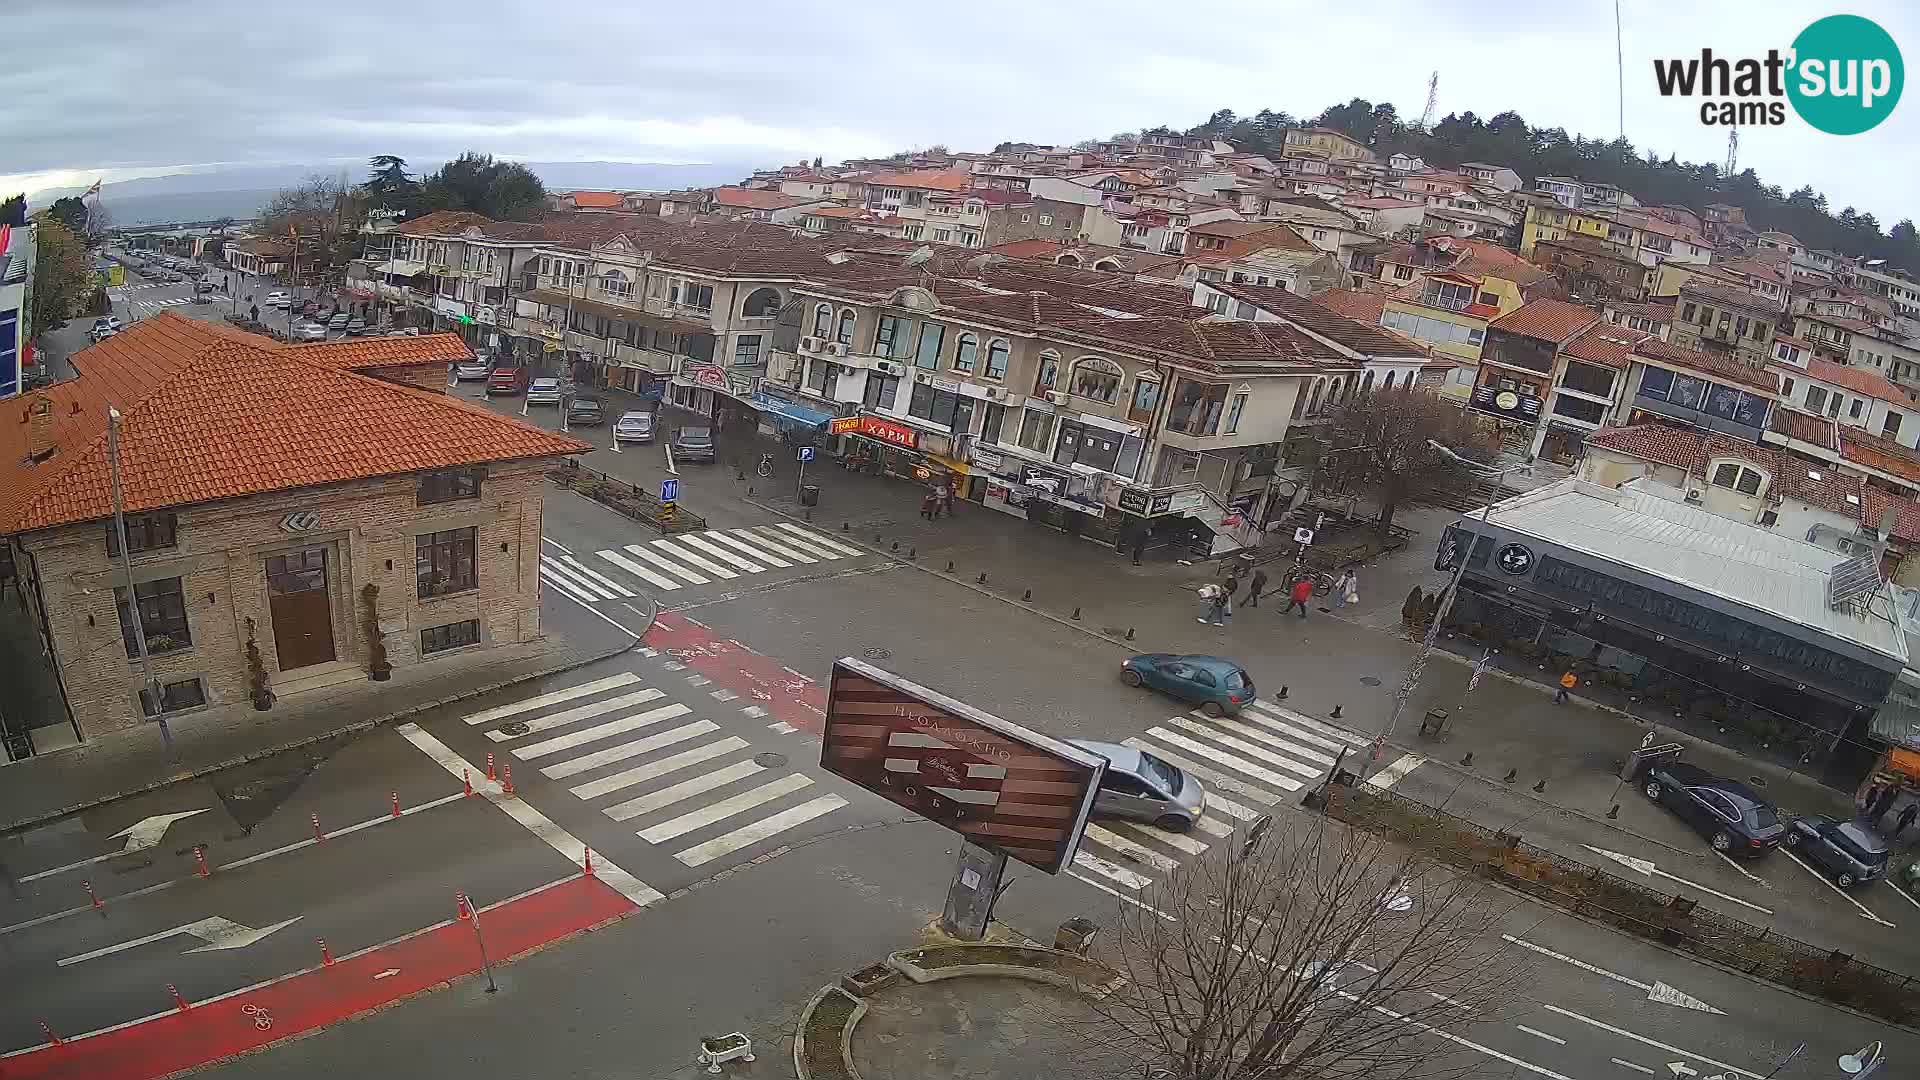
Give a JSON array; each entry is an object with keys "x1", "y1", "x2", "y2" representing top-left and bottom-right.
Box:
[
  {"x1": 727, "y1": 527, "x2": 815, "y2": 563},
  {"x1": 21, "y1": 809, "x2": 213, "y2": 881},
  {"x1": 587, "y1": 549, "x2": 680, "y2": 592},
  {"x1": 769, "y1": 722, "x2": 796, "y2": 734},
  {"x1": 1611, "y1": 1059, "x2": 1657, "y2": 1076},
  {"x1": 512, "y1": 703, "x2": 694, "y2": 760},
  {"x1": 1067, "y1": 870, "x2": 1176, "y2": 920},
  {"x1": 1194, "y1": 816, "x2": 1234, "y2": 838},
  {"x1": 686, "y1": 675, "x2": 711, "y2": 686},
  {"x1": 701, "y1": 530, "x2": 792, "y2": 568},
  {"x1": 639, "y1": 773, "x2": 815, "y2": 842},
  {"x1": 1196, "y1": 712, "x2": 1338, "y2": 767},
  {"x1": 1123, "y1": 739, "x2": 1279, "y2": 805},
  {"x1": 396, "y1": 723, "x2": 662, "y2": 908},
  {"x1": 1166, "y1": 718, "x2": 1325, "y2": 779},
  {"x1": 482, "y1": 688, "x2": 666, "y2": 741},
  {"x1": 1501, "y1": 935, "x2": 1722, "y2": 1013},
  {"x1": 540, "y1": 565, "x2": 600, "y2": 604},
  {"x1": 541, "y1": 557, "x2": 621, "y2": 600},
  {"x1": 752, "y1": 525, "x2": 846, "y2": 560},
  {"x1": 560, "y1": 555, "x2": 637, "y2": 597},
  {"x1": 774, "y1": 522, "x2": 864, "y2": 556},
  {"x1": 676, "y1": 533, "x2": 765, "y2": 573},
  {"x1": 1712, "y1": 848, "x2": 1769, "y2": 885},
  {"x1": 1583, "y1": 846, "x2": 1774, "y2": 915},
  {"x1": 462, "y1": 673, "x2": 641, "y2": 725},
  {"x1": 1083, "y1": 824, "x2": 1181, "y2": 872},
  {"x1": 1779, "y1": 847, "x2": 1895, "y2": 926},
  {"x1": 1115, "y1": 820, "x2": 1210, "y2": 855},
  {"x1": 1243, "y1": 701, "x2": 1370, "y2": 746},
  {"x1": 540, "y1": 535, "x2": 573, "y2": 555},
  {"x1": 1146, "y1": 727, "x2": 1306, "y2": 791},
  {"x1": 1885, "y1": 879, "x2": 1920, "y2": 912},
  {"x1": 563, "y1": 723, "x2": 725, "y2": 797},
  {"x1": 609, "y1": 544, "x2": 709, "y2": 585},
  {"x1": 1539, "y1": 1005, "x2": 1763, "y2": 1080},
  {"x1": 741, "y1": 705, "x2": 767, "y2": 718},
  {"x1": 649, "y1": 538, "x2": 739, "y2": 579},
  {"x1": 1366, "y1": 753, "x2": 1424, "y2": 791},
  {"x1": 604, "y1": 759, "x2": 764, "y2": 821},
  {"x1": 711, "y1": 688, "x2": 738, "y2": 701},
  {"x1": 1515, "y1": 1025, "x2": 1565, "y2": 1046},
  {"x1": 58, "y1": 916, "x2": 303, "y2": 966},
  {"x1": 1072, "y1": 850, "x2": 1155, "y2": 890},
  {"x1": 1234, "y1": 706, "x2": 1357, "y2": 755},
  {"x1": 673, "y1": 793, "x2": 847, "y2": 866}
]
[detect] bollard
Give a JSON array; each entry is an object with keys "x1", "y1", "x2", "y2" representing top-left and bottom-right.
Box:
[
  {"x1": 319, "y1": 938, "x2": 333, "y2": 966},
  {"x1": 391, "y1": 790, "x2": 402, "y2": 818},
  {"x1": 168, "y1": 984, "x2": 192, "y2": 1012},
  {"x1": 38, "y1": 1020, "x2": 61, "y2": 1046},
  {"x1": 736, "y1": 468, "x2": 746, "y2": 480},
  {"x1": 890, "y1": 541, "x2": 898, "y2": 551},
  {"x1": 908, "y1": 547, "x2": 915, "y2": 559},
  {"x1": 456, "y1": 891, "x2": 473, "y2": 921},
  {"x1": 746, "y1": 486, "x2": 754, "y2": 496},
  {"x1": 1606, "y1": 804, "x2": 1620, "y2": 820},
  {"x1": 1460, "y1": 752, "x2": 1474, "y2": 767},
  {"x1": 1022, "y1": 589, "x2": 1032, "y2": 602},
  {"x1": 1276, "y1": 685, "x2": 1289, "y2": 700},
  {"x1": 464, "y1": 769, "x2": 473, "y2": 797},
  {"x1": 977, "y1": 572, "x2": 988, "y2": 584},
  {"x1": 875, "y1": 533, "x2": 882, "y2": 544},
  {"x1": 487, "y1": 751, "x2": 496, "y2": 781},
  {"x1": 1071, "y1": 606, "x2": 1082, "y2": 620},
  {"x1": 85, "y1": 880, "x2": 104, "y2": 909},
  {"x1": 1502, "y1": 768, "x2": 1517, "y2": 784},
  {"x1": 312, "y1": 813, "x2": 326, "y2": 843},
  {"x1": 502, "y1": 763, "x2": 515, "y2": 796},
  {"x1": 945, "y1": 560, "x2": 954, "y2": 572},
  {"x1": 194, "y1": 846, "x2": 211, "y2": 878},
  {"x1": 583, "y1": 848, "x2": 596, "y2": 877},
  {"x1": 1125, "y1": 628, "x2": 1135, "y2": 641},
  {"x1": 1532, "y1": 779, "x2": 1547, "y2": 793},
  {"x1": 843, "y1": 522, "x2": 851, "y2": 532},
  {"x1": 804, "y1": 509, "x2": 813, "y2": 522},
  {"x1": 1330, "y1": 705, "x2": 1343, "y2": 719}
]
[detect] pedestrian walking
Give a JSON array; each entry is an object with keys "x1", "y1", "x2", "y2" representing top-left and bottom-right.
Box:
[
  {"x1": 1129, "y1": 531, "x2": 1147, "y2": 566},
  {"x1": 941, "y1": 484, "x2": 955, "y2": 518},
  {"x1": 1245, "y1": 567, "x2": 1268, "y2": 608},
  {"x1": 1285, "y1": 575, "x2": 1313, "y2": 618},
  {"x1": 1333, "y1": 569, "x2": 1359, "y2": 609},
  {"x1": 1554, "y1": 669, "x2": 1578, "y2": 704},
  {"x1": 249, "y1": 304, "x2": 258, "y2": 323},
  {"x1": 1896, "y1": 800, "x2": 1919, "y2": 839},
  {"x1": 920, "y1": 492, "x2": 938, "y2": 521},
  {"x1": 1870, "y1": 783, "x2": 1901, "y2": 825}
]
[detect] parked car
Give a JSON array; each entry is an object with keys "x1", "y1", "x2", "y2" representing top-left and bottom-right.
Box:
[
  {"x1": 1641, "y1": 761, "x2": 1786, "y2": 856},
  {"x1": 526, "y1": 378, "x2": 563, "y2": 405},
  {"x1": 486, "y1": 366, "x2": 527, "y2": 396},
  {"x1": 327, "y1": 312, "x2": 350, "y2": 330},
  {"x1": 264, "y1": 290, "x2": 289, "y2": 305},
  {"x1": 612, "y1": 410, "x2": 656, "y2": 445},
  {"x1": 194, "y1": 279, "x2": 216, "y2": 293},
  {"x1": 290, "y1": 321, "x2": 329, "y2": 342},
  {"x1": 1120, "y1": 653, "x2": 1255, "y2": 717},
  {"x1": 344, "y1": 316, "x2": 366, "y2": 335},
  {"x1": 453, "y1": 360, "x2": 490, "y2": 381},
  {"x1": 567, "y1": 397, "x2": 605, "y2": 425},
  {"x1": 88, "y1": 316, "x2": 123, "y2": 341},
  {"x1": 671, "y1": 424, "x2": 717, "y2": 462},
  {"x1": 1068, "y1": 739, "x2": 1208, "y2": 832},
  {"x1": 1784, "y1": 815, "x2": 1889, "y2": 887},
  {"x1": 183, "y1": 265, "x2": 205, "y2": 277}
]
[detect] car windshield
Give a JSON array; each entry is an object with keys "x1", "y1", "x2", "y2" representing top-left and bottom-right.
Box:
[
  {"x1": 1836, "y1": 824, "x2": 1889, "y2": 864},
  {"x1": 1224, "y1": 669, "x2": 1249, "y2": 690},
  {"x1": 1137, "y1": 751, "x2": 1182, "y2": 795}
]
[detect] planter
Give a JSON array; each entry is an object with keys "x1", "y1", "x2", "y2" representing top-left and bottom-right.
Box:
[
  {"x1": 250, "y1": 689, "x2": 275, "y2": 712},
  {"x1": 369, "y1": 667, "x2": 392, "y2": 682},
  {"x1": 697, "y1": 1032, "x2": 754, "y2": 1072}
]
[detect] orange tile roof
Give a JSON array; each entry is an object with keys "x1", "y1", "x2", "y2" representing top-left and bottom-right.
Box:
[
  {"x1": 1805, "y1": 357, "x2": 1910, "y2": 402},
  {"x1": 711, "y1": 187, "x2": 812, "y2": 211},
  {"x1": 865, "y1": 170, "x2": 972, "y2": 193},
  {"x1": 1488, "y1": 298, "x2": 1601, "y2": 344},
  {"x1": 568, "y1": 190, "x2": 625, "y2": 209},
  {"x1": 1768, "y1": 407, "x2": 1838, "y2": 450},
  {"x1": 0, "y1": 313, "x2": 587, "y2": 534},
  {"x1": 396, "y1": 210, "x2": 496, "y2": 237},
  {"x1": 1633, "y1": 337, "x2": 1777, "y2": 393},
  {"x1": 1560, "y1": 323, "x2": 1649, "y2": 370},
  {"x1": 1842, "y1": 430, "x2": 1920, "y2": 486},
  {"x1": 989, "y1": 239, "x2": 1064, "y2": 259},
  {"x1": 287, "y1": 333, "x2": 473, "y2": 370}
]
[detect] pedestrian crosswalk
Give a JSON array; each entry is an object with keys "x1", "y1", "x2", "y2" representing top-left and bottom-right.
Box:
[
  {"x1": 538, "y1": 523, "x2": 867, "y2": 603},
  {"x1": 459, "y1": 670, "x2": 850, "y2": 868},
  {"x1": 133, "y1": 295, "x2": 230, "y2": 314},
  {"x1": 1066, "y1": 698, "x2": 1394, "y2": 902}
]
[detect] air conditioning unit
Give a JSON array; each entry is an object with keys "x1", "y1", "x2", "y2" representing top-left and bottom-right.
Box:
[
  {"x1": 1046, "y1": 390, "x2": 1069, "y2": 405},
  {"x1": 874, "y1": 359, "x2": 906, "y2": 377},
  {"x1": 1684, "y1": 488, "x2": 1703, "y2": 504},
  {"x1": 983, "y1": 387, "x2": 1003, "y2": 399},
  {"x1": 826, "y1": 341, "x2": 849, "y2": 357},
  {"x1": 799, "y1": 335, "x2": 821, "y2": 352}
]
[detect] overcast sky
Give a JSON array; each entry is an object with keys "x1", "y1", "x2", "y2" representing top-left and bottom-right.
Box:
[{"x1": 2, "y1": 1, "x2": 1914, "y2": 223}]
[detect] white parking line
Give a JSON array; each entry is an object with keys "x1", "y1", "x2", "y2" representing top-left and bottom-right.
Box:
[
  {"x1": 1611, "y1": 1059, "x2": 1656, "y2": 1075},
  {"x1": 1885, "y1": 879, "x2": 1920, "y2": 912},
  {"x1": 1540, "y1": 1005, "x2": 1763, "y2": 1079},
  {"x1": 1515, "y1": 1025, "x2": 1565, "y2": 1045},
  {"x1": 1712, "y1": 848, "x2": 1769, "y2": 885},
  {"x1": 1779, "y1": 847, "x2": 1896, "y2": 926}
]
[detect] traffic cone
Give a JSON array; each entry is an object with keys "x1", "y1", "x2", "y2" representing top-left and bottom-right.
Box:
[
  {"x1": 502, "y1": 763, "x2": 515, "y2": 796},
  {"x1": 486, "y1": 752, "x2": 496, "y2": 781},
  {"x1": 583, "y1": 848, "x2": 595, "y2": 877},
  {"x1": 456, "y1": 892, "x2": 472, "y2": 921},
  {"x1": 312, "y1": 813, "x2": 325, "y2": 843},
  {"x1": 464, "y1": 769, "x2": 473, "y2": 797},
  {"x1": 168, "y1": 984, "x2": 192, "y2": 1012},
  {"x1": 84, "y1": 880, "x2": 103, "y2": 909},
  {"x1": 391, "y1": 790, "x2": 401, "y2": 818},
  {"x1": 319, "y1": 938, "x2": 333, "y2": 966},
  {"x1": 193, "y1": 846, "x2": 211, "y2": 878}
]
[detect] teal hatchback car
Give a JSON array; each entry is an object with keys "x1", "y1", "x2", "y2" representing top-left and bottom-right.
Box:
[{"x1": 1121, "y1": 653, "x2": 1254, "y2": 716}]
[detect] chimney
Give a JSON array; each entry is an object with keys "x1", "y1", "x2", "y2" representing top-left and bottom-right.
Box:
[{"x1": 25, "y1": 395, "x2": 53, "y2": 462}]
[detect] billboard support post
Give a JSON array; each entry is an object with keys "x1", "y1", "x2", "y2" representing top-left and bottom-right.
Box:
[{"x1": 941, "y1": 841, "x2": 1008, "y2": 941}]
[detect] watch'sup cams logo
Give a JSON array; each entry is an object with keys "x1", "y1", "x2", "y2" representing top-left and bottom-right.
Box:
[{"x1": 1653, "y1": 14, "x2": 1903, "y2": 135}]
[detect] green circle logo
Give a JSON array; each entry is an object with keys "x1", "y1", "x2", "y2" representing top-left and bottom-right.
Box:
[{"x1": 1788, "y1": 15, "x2": 1903, "y2": 135}]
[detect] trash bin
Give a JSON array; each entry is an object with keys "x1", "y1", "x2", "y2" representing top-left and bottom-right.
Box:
[{"x1": 799, "y1": 484, "x2": 820, "y2": 507}]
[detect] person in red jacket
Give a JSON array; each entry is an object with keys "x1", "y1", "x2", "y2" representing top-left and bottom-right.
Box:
[{"x1": 1285, "y1": 575, "x2": 1314, "y2": 618}]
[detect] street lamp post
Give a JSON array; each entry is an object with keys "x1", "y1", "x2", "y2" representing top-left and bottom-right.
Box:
[
  {"x1": 107, "y1": 407, "x2": 171, "y2": 756},
  {"x1": 1839, "y1": 1041, "x2": 1884, "y2": 1078},
  {"x1": 1378, "y1": 442, "x2": 1528, "y2": 753}
]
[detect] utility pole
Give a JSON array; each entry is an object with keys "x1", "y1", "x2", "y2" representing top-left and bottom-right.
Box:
[{"x1": 108, "y1": 407, "x2": 171, "y2": 756}]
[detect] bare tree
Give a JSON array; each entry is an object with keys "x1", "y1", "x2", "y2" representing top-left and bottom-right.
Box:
[
  {"x1": 1060, "y1": 814, "x2": 1530, "y2": 1080},
  {"x1": 1321, "y1": 387, "x2": 1499, "y2": 538},
  {"x1": 256, "y1": 173, "x2": 365, "y2": 270}
]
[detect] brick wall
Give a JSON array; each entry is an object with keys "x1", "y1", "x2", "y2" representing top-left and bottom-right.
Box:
[
  {"x1": 363, "y1": 364, "x2": 451, "y2": 392},
  {"x1": 19, "y1": 460, "x2": 550, "y2": 737}
]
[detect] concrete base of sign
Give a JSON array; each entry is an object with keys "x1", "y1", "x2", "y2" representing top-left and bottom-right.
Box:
[{"x1": 940, "y1": 842, "x2": 1007, "y2": 942}]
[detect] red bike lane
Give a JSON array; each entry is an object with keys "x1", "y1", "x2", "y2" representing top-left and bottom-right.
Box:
[{"x1": 645, "y1": 613, "x2": 828, "y2": 733}]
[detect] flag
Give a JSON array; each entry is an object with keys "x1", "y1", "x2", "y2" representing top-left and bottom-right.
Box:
[{"x1": 82, "y1": 179, "x2": 101, "y2": 198}]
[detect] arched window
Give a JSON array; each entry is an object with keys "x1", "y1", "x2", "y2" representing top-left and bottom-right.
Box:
[
  {"x1": 811, "y1": 303, "x2": 832, "y2": 337},
  {"x1": 598, "y1": 269, "x2": 632, "y2": 299},
  {"x1": 1361, "y1": 370, "x2": 1376, "y2": 394},
  {"x1": 742, "y1": 287, "x2": 782, "y2": 317},
  {"x1": 1382, "y1": 371, "x2": 1397, "y2": 391},
  {"x1": 1331, "y1": 378, "x2": 1345, "y2": 405},
  {"x1": 1129, "y1": 376, "x2": 1162, "y2": 420},
  {"x1": 1056, "y1": 254, "x2": 1082, "y2": 267},
  {"x1": 1070, "y1": 357, "x2": 1125, "y2": 403},
  {"x1": 953, "y1": 334, "x2": 978, "y2": 373},
  {"x1": 985, "y1": 340, "x2": 1010, "y2": 380},
  {"x1": 836, "y1": 309, "x2": 856, "y2": 345},
  {"x1": 1035, "y1": 350, "x2": 1061, "y2": 393},
  {"x1": 1307, "y1": 379, "x2": 1326, "y2": 414}
]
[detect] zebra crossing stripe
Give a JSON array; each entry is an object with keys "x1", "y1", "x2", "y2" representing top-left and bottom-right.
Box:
[
  {"x1": 606, "y1": 759, "x2": 765, "y2": 824},
  {"x1": 1083, "y1": 824, "x2": 1181, "y2": 872},
  {"x1": 728, "y1": 527, "x2": 815, "y2": 564},
  {"x1": 513, "y1": 703, "x2": 694, "y2": 760},
  {"x1": 675, "y1": 533, "x2": 765, "y2": 573},
  {"x1": 1123, "y1": 737, "x2": 1286, "y2": 801},
  {"x1": 649, "y1": 538, "x2": 738, "y2": 579},
  {"x1": 700, "y1": 530, "x2": 791, "y2": 568},
  {"x1": 1244, "y1": 701, "x2": 1371, "y2": 747},
  {"x1": 593, "y1": 547, "x2": 684, "y2": 590},
  {"x1": 774, "y1": 522, "x2": 863, "y2": 557},
  {"x1": 542, "y1": 558, "x2": 620, "y2": 599},
  {"x1": 565, "y1": 725, "x2": 730, "y2": 798},
  {"x1": 561, "y1": 555, "x2": 637, "y2": 597},
  {"x1": 1194, "y1": 816, "x2": 1234, "y2": 839},
  {"x1": 1366, "y1": 753, "x2": 1424, "y2": 791},
  {"x1": 748, "y1": 525, "x2": 842, "y2": 560},
  {"x1": 1114, "y1": 819, "x2": 1210, "y2": 856},
  {"x1": 1073, "y1": 850, "x2": 1154, "y2": 890},
  {"x1": 540, "y1": 566, "x2": 599, "y2": 604},
  {"x1": 1192, "y1": 712, "x2": 1338, "y2": 768},
  {"x1": 543, "y1": 729, "x2": 741, "y2": 781},
  {"x1": 483, "y1": 688, "x2": 667, "y2": 742},
  {"x1": 1235, "y1": 705, "x2": 1358, "y2": 755},
  {"x1": 639, "y1": 772, "x2": 816, "y2": 843},
  {"x1": 463, "y1": 673, "x2": 640, "y2": 725},
  {"x1": 673, "y1": 793, "x2": 848, "y2": 867},
  {"x1": 1165, "y1": 718, "x2": 1324, "y2": 781},
  {"x1": 612, "y1": 544, "x2": 709, "y2": 584}
]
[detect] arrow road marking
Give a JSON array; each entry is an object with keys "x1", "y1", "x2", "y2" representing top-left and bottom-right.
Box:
[
  {"x1": 57, "y1": 915, "x2": 302, "y2": 966},
  {"x1": 1541, "y1": 1004, "x2": 1764, "y2": 1080},
  {"x1": 1668, "y1": 1064, "x2": 1697, "y2": 1078},
  {"x1": 1502, "y1": 935, "x2": 1723, "y2": 1013},
  {"x1": 20, "y1": 809, "x2": 211, "y2": 882},
  {"x1": 1583, "y1": 845, "x2": 1774, "y2": 915},
  {"x1": 373, "y1": 968, "x2": 401, "y2": 980}
]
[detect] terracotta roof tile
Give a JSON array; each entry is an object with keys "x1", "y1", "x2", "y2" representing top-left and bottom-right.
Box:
[
  {"x1": 1678, "y1": 279, "x2": 1778, "y2": 314},
  {"x1": 0, "y1": 313, "x2": 586, "y2": 534},
  {"x1": 1840, "y1": 429, "x2": 1920, "y2": 485},
  {"x1": 288, "y1": 333, "x2": 473, "y2": 370},
  {"x1": 1488, "y1": 298, "x2": 1601, "y2": 344},
  {"x1": 1560, "y1": 324, "x2": 1649, "y2": 370},
  {"x1": 1585, "y1": 422, "x2": 1878, "y2": 522},
  {"x1": 1805, "y1": 357, "x2": 1910, "y2": 402},
  {"x1": 1768, "y1": 407, "x2": 1839, "y2": 450},
  {"x1": 1633, "y1": 337, "x2": 1778, "y2": 393},
  {"x1": 566, "y1": 190, "x2": 625, "y2": 209},
  {"x1": 1208, "y1": 281, "x2": 1424, "y2": 356},
  {"x1": 1312, "y1": 288, "x2": 1387, "y2": 324},
  {"x1": 865, "y1": 170, "x2": 972, "y2": 192},
  {"x1": 711, "y1": 187, "x2": 812, "y2": 211}
]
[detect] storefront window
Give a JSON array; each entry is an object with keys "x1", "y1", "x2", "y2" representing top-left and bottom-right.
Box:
[
  {"x1": 1054, "y1": 420, "x2": 1138, "y2": 474},
  {"x1": 1016, "y1": 410, "x2": 1055, "y2": 454}
]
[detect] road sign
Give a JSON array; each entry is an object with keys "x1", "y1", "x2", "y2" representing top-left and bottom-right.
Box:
[
  {"x1": 660, "y1": 478, "x2": 679, "y2": 503},
  {"x1": 1294, "y1": 527, "x2": 1314, "y2": 545},
  {"x1": 798, "y1": 446, "x2": 815, "y2": 463}
]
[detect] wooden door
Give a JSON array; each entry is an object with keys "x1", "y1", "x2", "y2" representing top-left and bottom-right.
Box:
[{"x1": 267, "y1": 547, "x2": 336, "y2": 671}]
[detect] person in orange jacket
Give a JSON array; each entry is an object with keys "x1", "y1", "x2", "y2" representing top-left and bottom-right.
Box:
[{"x1": 1285, "y1": 575, "x2": 1314, "y2": 618}]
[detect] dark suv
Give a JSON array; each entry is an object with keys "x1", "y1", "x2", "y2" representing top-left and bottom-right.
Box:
[
  {"x1": 672, "y1": 425, "x2": 716, "y2": 463},
  {"x1": 1785, "y1": 815, "x2": 1889, "y2": 887}
]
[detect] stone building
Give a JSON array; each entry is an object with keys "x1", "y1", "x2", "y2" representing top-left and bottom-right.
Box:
[{"x1": 0, "y1": 313, "x2": 586, "y2": 755}]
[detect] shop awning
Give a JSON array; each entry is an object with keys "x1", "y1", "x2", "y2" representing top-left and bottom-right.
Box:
[
  {"x1": 753, "y1": 397, "x2": 834, "y2": 427},
  {"x1": 373, "y1": 259, "x2": 427, "y2": 276}
]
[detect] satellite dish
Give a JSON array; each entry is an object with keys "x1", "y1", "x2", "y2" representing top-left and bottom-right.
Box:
[{"x1": 902, "y1": 245, "x2": 935, "y2": 268}]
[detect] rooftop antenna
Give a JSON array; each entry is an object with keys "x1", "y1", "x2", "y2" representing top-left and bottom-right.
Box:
[
  {"x1": 1615, "y1": 0, "x2": 1625, "y2": 140},
  {"x1": 1418, "y1": 71, "x2": 1439, "y2": 131},
  {"x1": 1724, "y1": 126, "x2": 1739, "y2": 176}
]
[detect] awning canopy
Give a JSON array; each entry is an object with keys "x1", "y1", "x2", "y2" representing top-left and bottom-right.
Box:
[
  {"x1": 752, "y1": 396, "x2": 833, "y2": 427},
  {"x1": 373, "y1": 259, "x2": 427, "y2": 276}
]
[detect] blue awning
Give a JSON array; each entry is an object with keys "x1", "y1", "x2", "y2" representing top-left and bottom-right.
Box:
[{"x1": 751, "y1": 396, "x2": 833, "y2": 427}]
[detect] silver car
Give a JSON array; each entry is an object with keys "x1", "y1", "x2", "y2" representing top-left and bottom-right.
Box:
[
  {"x1": 1069, "y1": 738, "x2": 1207, "y2": 832},
  {"x1": 526, "y1": 378, "x2": 563, "y2": 405},
  {"x1": 613, "y1": 410, "x2": 656, "y2": 444}
]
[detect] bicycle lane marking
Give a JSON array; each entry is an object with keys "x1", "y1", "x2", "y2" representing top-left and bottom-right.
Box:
[{"x1": 644, "y1": 616, "x2": 826, "y2": 734}]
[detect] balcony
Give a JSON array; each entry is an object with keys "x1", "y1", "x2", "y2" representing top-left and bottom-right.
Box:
[{"x1": 608, "y1": 341, "x2": 677, "y2": 374}]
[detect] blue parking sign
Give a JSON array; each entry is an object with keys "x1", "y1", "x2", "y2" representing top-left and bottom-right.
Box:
[
  {"x1": 660, "y1": 478, "x2": 679, "y2": 502},
  {"x1": 797, "y1": 446, "x2": 815, "y2": 463}
]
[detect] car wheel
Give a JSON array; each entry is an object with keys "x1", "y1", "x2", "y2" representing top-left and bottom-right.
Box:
[
  {"x1": 1711, "y1": 831, "x2": 1732, "y2": 852},
  {"x1": 1643, "y1": 781, "x2": 1663, "y2": 801},
  {"x1": 1200, "y1": 700, "x2": 1226, "y2": 718},
  {"x1": 1837, "y1": 872, "x2": 1856, "y2": 888},
  {"x1": 1155, "y1": 814, "x2": 1192, "y2": 833},
  {"x1": 1783, "y1": 830, "x2": 1801, "y2": 848},
  {"x1": 1120, "y1": 669, "x2": 1143, "y2": 688}
]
